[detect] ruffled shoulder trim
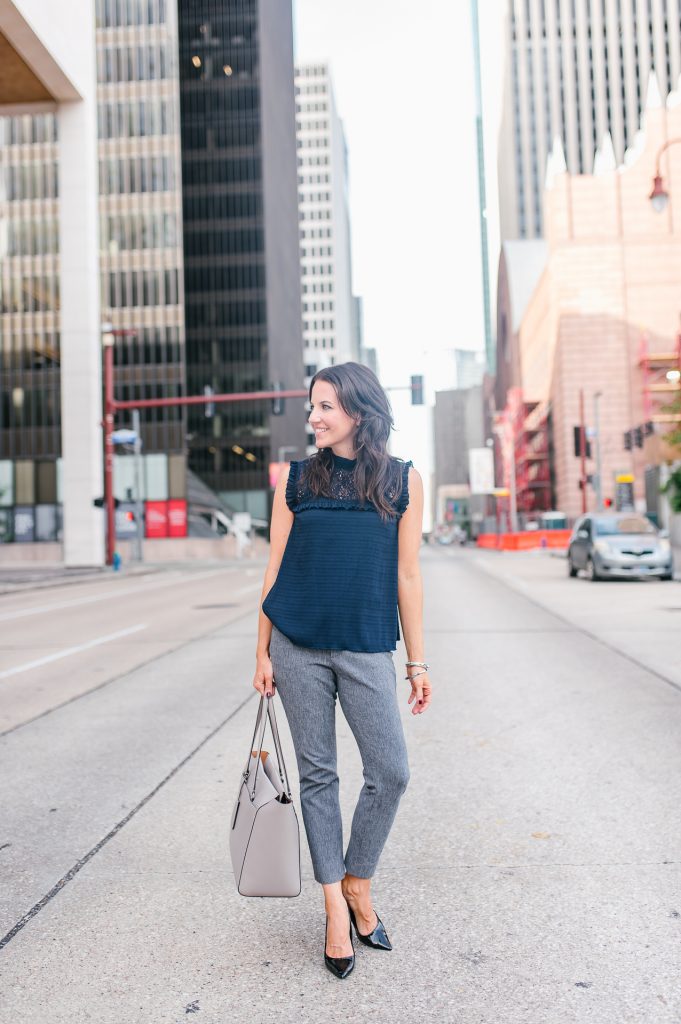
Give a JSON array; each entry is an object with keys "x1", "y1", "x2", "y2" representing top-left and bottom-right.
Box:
[
  {"x1": 394, "y1": 459, "x2": 413, "y2": 517},
  {"x1": 285, "y1": 460, "x2": 301, "y2": 511}
]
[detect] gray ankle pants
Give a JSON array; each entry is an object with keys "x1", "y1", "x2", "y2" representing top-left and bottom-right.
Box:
[{"x1": 269, "y1": 625, "x2": 410, "y2": 885}]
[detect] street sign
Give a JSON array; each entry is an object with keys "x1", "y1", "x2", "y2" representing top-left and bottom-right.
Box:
[{"x1": 468, "y1": 447, "x2": 495, "y2": 494}]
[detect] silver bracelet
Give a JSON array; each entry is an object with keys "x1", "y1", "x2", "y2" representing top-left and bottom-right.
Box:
[
  {"x1": 406, "y1": 660, "x2": 429, "y2": 670},
  {"x1": 404, "y1": 669, "x2": 427, "y2": 681}
]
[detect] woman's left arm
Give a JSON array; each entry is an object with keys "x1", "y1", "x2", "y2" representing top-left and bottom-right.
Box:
[{"x1": 397, "y1": 466, "x2": 432, "y2": 715}]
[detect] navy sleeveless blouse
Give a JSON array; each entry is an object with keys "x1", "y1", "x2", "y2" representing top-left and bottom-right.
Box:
[{"x1": 262, "y1": 452, "x2": 413, "y2": 652}]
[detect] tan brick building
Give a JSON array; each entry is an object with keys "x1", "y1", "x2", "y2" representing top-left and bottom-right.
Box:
[{"x1": 496, "y1": 84, "x2": 681, "y2": 521}]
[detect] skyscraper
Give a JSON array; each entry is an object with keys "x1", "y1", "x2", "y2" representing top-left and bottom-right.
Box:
[
  {"x1": 294, "y1": 62, "x2": 359, "y2": 453},
  {"x1": 498, "y1": 0, "x2": 681, "y2": 239},
  {"x1": 178, "y1": 0, "x2": 305, "y2": 518}
]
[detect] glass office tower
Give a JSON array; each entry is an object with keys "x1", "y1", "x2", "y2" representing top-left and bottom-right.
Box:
[{"x1": 177, "y1": 0, "x2": 304, "y2": 518}]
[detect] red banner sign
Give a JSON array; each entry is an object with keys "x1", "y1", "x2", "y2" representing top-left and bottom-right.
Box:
[
  {"x1": 167, "y1": 500, "x2": 187, "y2": 537},
  {"x1": 145, "y1": 500, "x2": 168, "y2": 538}
]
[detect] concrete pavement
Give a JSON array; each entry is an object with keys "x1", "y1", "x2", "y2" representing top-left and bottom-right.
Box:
[{"x1": 1, "y1": 549, "x2": 680, "y2": 1023}]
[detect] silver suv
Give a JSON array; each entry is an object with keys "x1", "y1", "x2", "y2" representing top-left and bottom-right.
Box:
[{"x1": 567, "y1": 513, "x2": 674, "y2": 581}]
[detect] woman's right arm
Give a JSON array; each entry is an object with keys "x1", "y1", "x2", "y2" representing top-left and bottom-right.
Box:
[{"x1": 252, "y1": 467, "x2": 294, "y2": 696}]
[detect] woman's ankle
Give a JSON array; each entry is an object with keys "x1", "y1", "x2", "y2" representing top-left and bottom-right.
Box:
[
  {"x1": 341, "y1": 873, "x2": 371, "y2": 903},
  {"x1": 323, "y1": 880, "x2": 351, "y2": 916}
]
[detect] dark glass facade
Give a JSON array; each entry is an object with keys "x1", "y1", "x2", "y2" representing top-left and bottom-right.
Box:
[{"x1": 178, "y1": 0, "x2": 305, "y2": 506}]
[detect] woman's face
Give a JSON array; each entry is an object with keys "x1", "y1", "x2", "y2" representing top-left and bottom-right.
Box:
[{"x1": 308, "y1": 379, "x2": 358, "y2": 453}]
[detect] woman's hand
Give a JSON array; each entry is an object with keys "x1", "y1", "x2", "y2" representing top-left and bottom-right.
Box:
[
  {"x1": 253, "y1": 652, "x2": 275, "y2": 697},
  {"x1": 406, "y1": 670, "x2": 431, "y2": 715}
]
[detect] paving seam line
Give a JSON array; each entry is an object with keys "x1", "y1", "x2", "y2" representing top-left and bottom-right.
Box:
[
  {"x1": 0, "y1": 599, "x2": 261, "y2": 739},
  {"x1": 0, "y1": 685, "x2": 260, "y2": 952},
  {"x1": 468, "y1": 553, "x2": 681, "y2": 697}
]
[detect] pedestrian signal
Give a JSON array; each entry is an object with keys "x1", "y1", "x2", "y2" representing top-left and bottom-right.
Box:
[{"x1": 573, "y1": 426, "x2": 592, "y2": 459}]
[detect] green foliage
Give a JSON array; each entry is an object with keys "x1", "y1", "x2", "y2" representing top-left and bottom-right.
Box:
[
  {"x1": 661, "y1": 391, "x2": 681, "y2": 451},
  {"x1": 661, "y1": 466, "x2": 681, "y2": 513}
]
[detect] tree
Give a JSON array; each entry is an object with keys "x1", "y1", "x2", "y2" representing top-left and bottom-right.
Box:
[{"x1": 661, "y1": 392, "x2": 681, "y2": 512}]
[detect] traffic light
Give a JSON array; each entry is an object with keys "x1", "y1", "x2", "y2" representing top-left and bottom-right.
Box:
[
  {"x1": 573, "y1": 426, "x2": 592, "y2": 459},
  {"x1": 604, "y1": 497, "x2": 613, "y2": 508},
  {"x1": 271, "y1": 381, "x2": 285, "y2": 415},
  {"x1": 623, "y1": 430, "x2": 633, "y2": 451},
  {"x1": 93, "y1": 497, "x2": 120, "y2": 508},
  {"x1": 410, "y1": 375, "x2": 424, "y2": 405},
  {"x1": 634, "y1": 426, "x2": 643, "y2": 448},
  {"x1": 124, "y1": 510, "x2": 136, "y2": 523}
]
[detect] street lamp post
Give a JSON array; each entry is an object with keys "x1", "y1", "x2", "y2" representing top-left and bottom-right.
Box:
[{"x1": 648, "y1": 137, "x2": 681, "y2": 212}]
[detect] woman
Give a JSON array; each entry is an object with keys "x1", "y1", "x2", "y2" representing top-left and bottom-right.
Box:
[{"x1": 253, "y1": 361, "x2": 431, "y2": 979}]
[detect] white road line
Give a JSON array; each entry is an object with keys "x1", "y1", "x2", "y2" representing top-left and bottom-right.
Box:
[
  {"x1": 0, "y1": 625, "x2": 148, "y2": 681},
  {"x1": 0, "y1": 567, "x2": 240, "y2": 624}
]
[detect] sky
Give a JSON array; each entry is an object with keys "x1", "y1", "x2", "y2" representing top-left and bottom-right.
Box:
[{"x1": 293, "y1": 0, "x2": 503, "y2": 399}]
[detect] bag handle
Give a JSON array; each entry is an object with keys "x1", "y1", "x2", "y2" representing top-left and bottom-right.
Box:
[
  {"x1": 243, "y1": 695, "x2": 293, "y2": 802},
  {"x1": 267, "y1": 697, "x2": 292, "y2": 798}
]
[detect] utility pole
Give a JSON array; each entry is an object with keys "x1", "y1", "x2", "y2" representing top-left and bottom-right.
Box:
[
  {"x1": 593, "y1": 391, "x2": 603, "y2": 511},
  {"x1": 579, "y1": 388, "x2": 587, "y2": 514}
]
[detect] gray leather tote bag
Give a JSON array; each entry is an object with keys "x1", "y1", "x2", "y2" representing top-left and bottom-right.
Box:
[{"x1": 229, "y1": 695, "x2": 301, "y2": 897}]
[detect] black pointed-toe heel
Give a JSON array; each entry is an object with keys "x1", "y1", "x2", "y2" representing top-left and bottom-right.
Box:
[
  {"x1": 324, "y1": 918, "x2": 355, "y2": 979},
  {"x1": 348, "y1": 905, "x2": 393, "y2": 951}
]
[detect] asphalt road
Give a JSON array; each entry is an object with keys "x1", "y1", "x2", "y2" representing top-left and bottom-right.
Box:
[{"x1": 0, "y1": 549, "x2": 679, "y2": 1023}]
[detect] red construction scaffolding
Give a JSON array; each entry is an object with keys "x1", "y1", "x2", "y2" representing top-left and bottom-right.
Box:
[
  {"x1": 496, "y1": 387, "x2": 553, "y2": 519},
  {"x1": 515, "y1": 399, "x2": 553, "y2": 514},
  {"x1": 638, "y1": 331, "x2": 681, "y2": 424}
]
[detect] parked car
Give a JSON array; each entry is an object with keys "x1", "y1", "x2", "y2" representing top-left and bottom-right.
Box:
[{"x1": 567, "y1": 513, "x2": 674, "y2": 581}]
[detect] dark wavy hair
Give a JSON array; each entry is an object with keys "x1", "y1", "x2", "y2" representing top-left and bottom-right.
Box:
[{"x1": 303, "y1": 362, "x2": 406, "y2": 521}]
